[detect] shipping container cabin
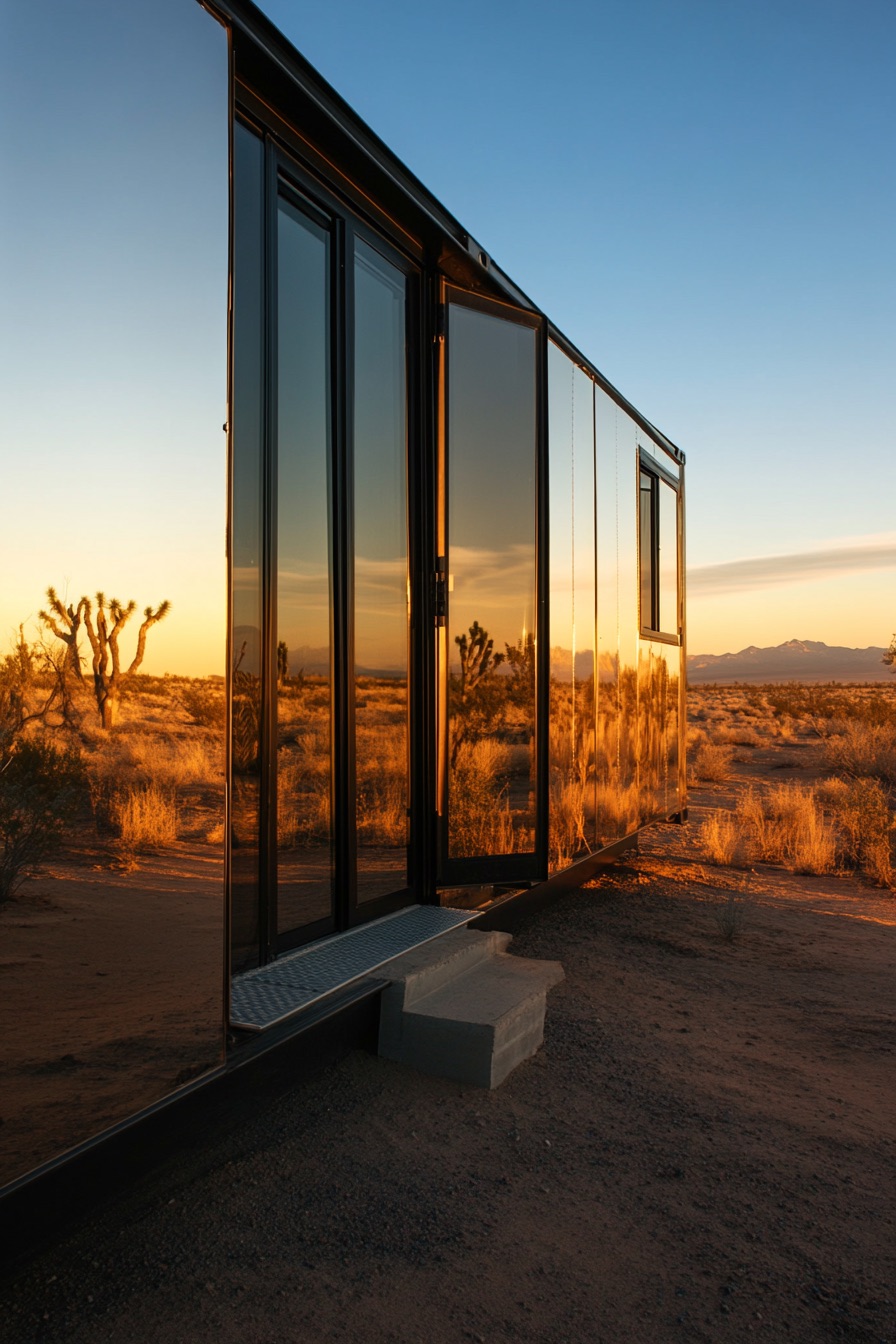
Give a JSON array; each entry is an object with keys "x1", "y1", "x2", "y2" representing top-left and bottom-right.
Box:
[{"x1": 0, "y1": 0, "x2": 686, "y2": 1206}]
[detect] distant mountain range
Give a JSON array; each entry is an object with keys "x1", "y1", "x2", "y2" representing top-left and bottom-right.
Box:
[{"x1": 687, "y1": 639, "x2": 891, "y2": 684}]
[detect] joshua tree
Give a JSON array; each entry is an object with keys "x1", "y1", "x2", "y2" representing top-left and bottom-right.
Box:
[
  {"x1": 39, "y1": 589, "x2": 170, "y2": 729},
  {"x1": 81, "y1": 593, "x2": 170, "y2": 728},
  {"x1": 38, "y1": 588, "x2": 87, "y2": 683},
  {"x1": 884, "y1": 634, "x2": 896, "y2": 673},
  {"x1": 277, "y1": 640, "x2": 289, "y2": 686}
]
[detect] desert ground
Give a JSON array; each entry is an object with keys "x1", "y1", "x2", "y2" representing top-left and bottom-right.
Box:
[{"x1": 1, "y1": 682, "x2": 895, "y2": 1343}]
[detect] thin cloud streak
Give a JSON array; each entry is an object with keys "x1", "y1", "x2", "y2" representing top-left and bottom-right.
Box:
[{"x1": 689, "y1": 538, "x2": 896, "y2": 596}]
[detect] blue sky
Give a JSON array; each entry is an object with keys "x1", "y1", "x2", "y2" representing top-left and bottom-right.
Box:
[
  {"x1": 1, "y1": 0, "x2": 893, "y2": 667},
  {"x1": 263, "y1": 0, "x2": 896, "y2": 653}
]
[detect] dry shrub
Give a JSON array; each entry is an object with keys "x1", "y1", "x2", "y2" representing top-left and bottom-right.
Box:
[
  {"x1": 700, "y1": 811, "x2": 743, "y2": 866},
  {"x1": 822, "y1": 721, "x2": 896, "y2": 784},
  {"x1": 713, "y1": 725, "x2": 763, "y2": 748},
  {"x1": 713, "y1": 890, "x2": 750, "y2": 941},
  {"x1": 691, "y1": 742, "x2": 734, "y2": 782},
  {"x1": 180, "y1": 680, "x2": 225, "y2": 728},
  {"x1": 112, "y1": 784, "x2": 177, "y2": 848},
  {"x1": 736, "y1": 784, "x2": 837, "y2": 874},
  {"x1": 817, "y1": 776, "x2": 894, "y2": 887}
]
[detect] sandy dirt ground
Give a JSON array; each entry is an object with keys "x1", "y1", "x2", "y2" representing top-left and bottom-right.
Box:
[{"x1": 2, "y1": 775, "x2": 895, "y2": 1344}]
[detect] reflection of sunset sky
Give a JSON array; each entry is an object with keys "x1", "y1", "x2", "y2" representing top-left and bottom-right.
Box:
[{"x1": 0, "y1": 0, "x2": 228, "y2": 678}]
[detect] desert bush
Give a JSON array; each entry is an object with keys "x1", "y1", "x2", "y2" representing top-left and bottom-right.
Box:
[
  {"x1": 180, "y1": 680, "x2": 224, "y2": 728},
  {"x1": 821, "y1": 720, "x2": 896, "y2": 784},
  {"x1": 0, "y1": 736, "x2": 85, "y2": 899},
  {"x1": 701, "y1": 810, "x2": 743, "y2": 866},
  {"x1": 713, "y1": 890, "x2": 750, "y2": 941},
  {"x1": 691, "y1": 742, "x2": 734, "y2": 782},
  {"x1": 817, "y1": 776, "x2": 894, "y2": 887},
  {"x1": 712, "y1": 725, "x2": 763, "y2": 748},
  {"x1": 736, "y1": 784, "x2": 837, "y2": 874},
  {"x1": 111, "y1": 783, "x2": 177, "y2": 849},
  {"x1": 122, "y1": 733, "x2": 219, "y2": 788}
]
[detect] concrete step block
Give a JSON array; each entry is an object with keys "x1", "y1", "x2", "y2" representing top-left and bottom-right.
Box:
[
  {"x1": 379, "y1": 952, "x2": 564, "y2": 1089},
  {"x1": 379, "y1": 927, "x2": 512, "y2": 1013}
]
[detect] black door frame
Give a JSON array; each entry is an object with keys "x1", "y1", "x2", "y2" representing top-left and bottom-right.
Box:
[
  {"x1": 233, "y1": 118, "x2": 426, "y2": 966},
  {"x1": 436, "y1": 282, "x2": 549, "y2": 888}
]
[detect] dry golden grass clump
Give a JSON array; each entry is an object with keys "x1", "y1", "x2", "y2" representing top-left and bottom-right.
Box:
[
  {"x1": 821, "y1": 720, "x2": 896, "y2": 784},
  {"x1": 690, "y1": 741, "x2": 734, "y2": 782},
  {"x1": 693, "y1": 682, "x2": 896, "y2": 889},
  {"x1": 700, "y1": 779, "x2": 894, "y2": 888},
  {"x1": 111, "y1": 783, "x2": 178, "y2": 849}
]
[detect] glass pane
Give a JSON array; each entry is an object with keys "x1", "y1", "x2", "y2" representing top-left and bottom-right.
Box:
[
  {"x1": 548, "y1": 345, "x2": 596, "y2": 872},
  {"x1": 616, "y1": 412, "x2": 641, "y2": 834},
  {"x1": 658, "y1": 479, "x2": 679, "y2": 637},
  {"x1": 353, "y1": 241, "x2": 409, "y2": 902},
  {"x1": 0, "y1": 0, "x2": 227, "y2": 1187},
  {"x1": 595, "y1": 396, "x2": 640, "y2": 843},
  {"x1": 231, "y1": 121, "x2": 265, "y2": 972},
  {"x1": 276, "y1": 197, "x2": 333, "y2": 936},
  {"x1": 447, "y1": 304, "x2": 537, "y2": 859},
  {"x1": 639, "y1": 470, "x2": 654, "y2": 630}
]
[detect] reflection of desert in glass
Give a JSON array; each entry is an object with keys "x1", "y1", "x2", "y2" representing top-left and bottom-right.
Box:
[
  {"x1": 448, "y1": 622, "x2": 536, "y2": 857},
  {"x1": 355, "y1": 674, "x2": 409, "y2": 901},
  {"x1": 546, "y1": 651, "x2": 681, "y2": 870},
  {"x1": 0, "y1": 592, "x2": 224, "y2": 1186},
  {"x1": 548, "y1": 665, "x2": 597, "y2": 871},
  {"x1": 595, "y1": 654, "x2": 679, "y2": 848}
]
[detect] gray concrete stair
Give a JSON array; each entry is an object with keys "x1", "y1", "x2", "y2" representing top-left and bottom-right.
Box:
[{"x1": 378, "y1": 928, "x2": 563, "y2": 1088}]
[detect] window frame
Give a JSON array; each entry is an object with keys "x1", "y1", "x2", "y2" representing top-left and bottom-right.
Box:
[{"x1": 638, "y1": 449, "x2": 681, "y2": 645}]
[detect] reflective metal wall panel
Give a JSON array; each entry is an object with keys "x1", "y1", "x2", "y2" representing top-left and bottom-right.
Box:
[
  {"x1": 547, "y1": 345, "x2": 596, "y2": 872},
  {"x1": 0, "y1": 0, "x2": 228, "y2": 1188},
  {"x1": 275, "y1": 195, "x2": 334, "y2": 937},
  {"x1": 446, "y1": 303, "x2": 537, "y2": 860},
  {"x1": 353, "y1": 241, "x2": 410, "y2": 903},
  {"x1": 638, "y1": 640, "x2": 680, "y2": 823}
]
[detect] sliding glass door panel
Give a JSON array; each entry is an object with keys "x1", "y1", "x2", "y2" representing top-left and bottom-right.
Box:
[{"x1": 275, "y1": 196, "x2": 334, "y2": 938}]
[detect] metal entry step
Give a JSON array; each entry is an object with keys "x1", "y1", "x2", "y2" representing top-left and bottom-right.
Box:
[{"x1": 230, "y1": 905, "x2": 476, "y2": 1032}]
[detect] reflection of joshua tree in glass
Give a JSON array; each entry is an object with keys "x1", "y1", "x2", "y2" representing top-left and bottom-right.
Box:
[
  {"x1": 40, "y1": 589, "x2": 170, "y2": 729},
  {"x1": 232, "y1": 640, "x2": 261, "y2": 774},
  {"x1": 450, "y1": 620, "x2": 504, "y2": 767},
  {"x1": 448, "y1": 621, "x2": 536, "y2": 858}
]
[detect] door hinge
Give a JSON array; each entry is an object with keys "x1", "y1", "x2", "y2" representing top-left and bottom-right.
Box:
[{"x1": 434, "y1": 557, "x2": 447, "y2": 626}]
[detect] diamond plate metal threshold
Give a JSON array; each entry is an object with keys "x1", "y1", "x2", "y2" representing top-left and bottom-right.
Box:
[{"x1": 230, "y1": 905, "x2": 476, "y2": 1032}]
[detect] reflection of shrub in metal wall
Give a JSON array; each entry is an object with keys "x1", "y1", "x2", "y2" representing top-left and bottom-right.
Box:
[{"x1": 0, "y1": 736, "x2": 85, "y2": 900}]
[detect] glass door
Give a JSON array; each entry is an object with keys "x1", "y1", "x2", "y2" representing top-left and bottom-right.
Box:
[
  {"x1": 230, "y1": 125, "x2": 417, "y2": 973},
  {"x1": 438, "y1": 286, "x2": 545, "y2": 884}
]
